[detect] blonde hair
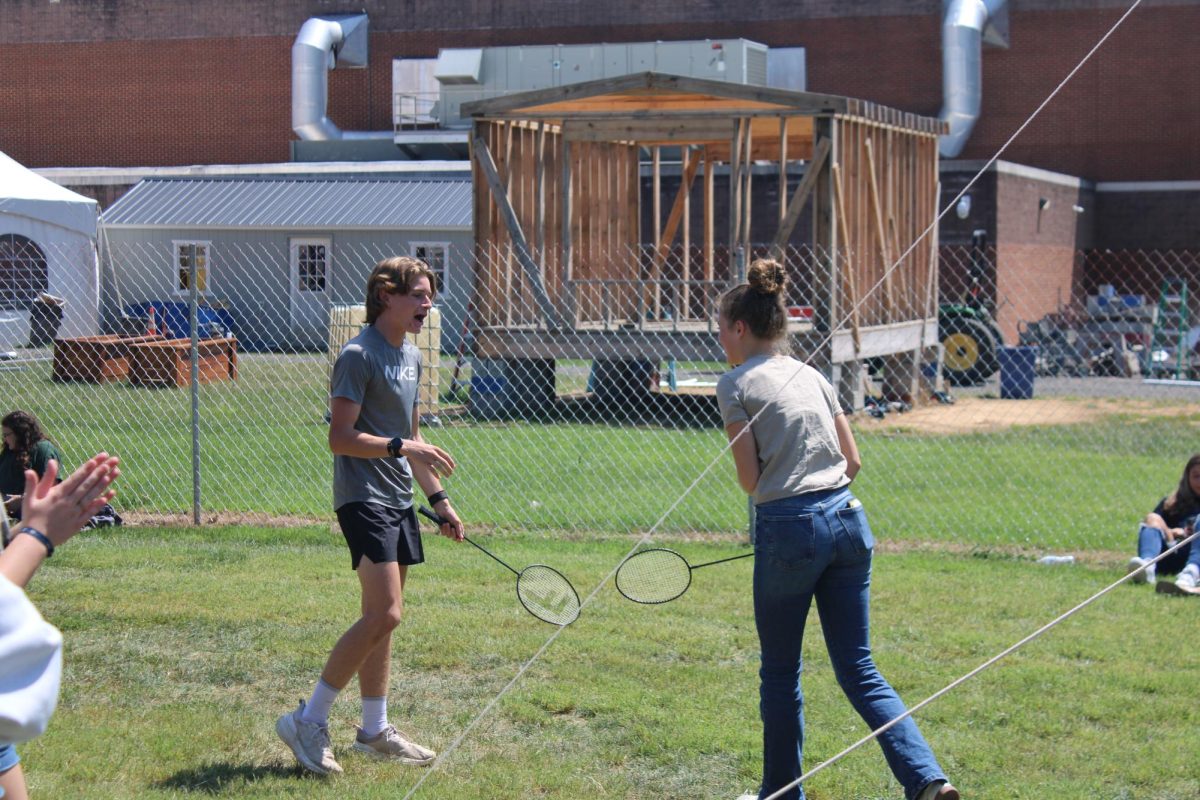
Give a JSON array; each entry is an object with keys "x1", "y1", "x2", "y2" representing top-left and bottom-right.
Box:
[
  {"x1": 718, "y1": 258, "x2": 789, "y2": 342},
  {"x1": 364, "y1": 256, "x2": 436, "y2": 324}
]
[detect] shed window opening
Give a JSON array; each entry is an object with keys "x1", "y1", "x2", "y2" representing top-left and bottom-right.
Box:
[
  {"x1": 297, "y1": 244, "x2": 327, "y2": 292},
  {"x1": 411, "y1": 243, "x2": 448, "y2": 295},
  {"x1": 174, "y1": 242, "x2": 210, "y2": 294}
]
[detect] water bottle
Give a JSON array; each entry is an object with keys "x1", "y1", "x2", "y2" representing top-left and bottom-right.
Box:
[{"x1": 1037, "y1": 555, "x2": 1075, "y2": 565}]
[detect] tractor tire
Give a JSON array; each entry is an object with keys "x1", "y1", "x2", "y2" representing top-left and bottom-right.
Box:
[{"x1": 940, "y1": 315, "x2": 999, "y2": 386}]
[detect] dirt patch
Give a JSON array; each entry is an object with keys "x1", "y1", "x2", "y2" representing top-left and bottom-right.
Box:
[
  {"x1": 119, "y1": 510, "x2": 334, "y2": 529},
  {"x1": 856, "y1": 396, "x2": 1198, "y2": 435}
]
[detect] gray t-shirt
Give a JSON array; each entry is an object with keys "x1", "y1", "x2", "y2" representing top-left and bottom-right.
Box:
[
  {"x1": 716, "y1": 354, "x2": 850, "y2": 505},
  {"x1": 330, "y1": 325, "x2": 421, "y2": 510}
]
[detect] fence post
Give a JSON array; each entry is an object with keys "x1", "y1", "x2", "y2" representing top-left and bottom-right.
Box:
[{"x1": 188, "y1": 244, "x2": 202, "y2": 526}]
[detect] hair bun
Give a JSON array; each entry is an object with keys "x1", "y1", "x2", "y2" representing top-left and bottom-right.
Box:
[{"x1": 747, "y1": 258, "x2": 787, "y2": 295}]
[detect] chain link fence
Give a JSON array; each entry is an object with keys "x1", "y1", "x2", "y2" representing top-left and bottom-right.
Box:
[{"x1": 0, "y1": 232, "x2": 1195, "y2": 551}]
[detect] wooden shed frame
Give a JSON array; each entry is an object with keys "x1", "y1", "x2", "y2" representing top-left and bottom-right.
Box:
[{"x1": 463, "y1": 72, "x2": 946, "y2": 404}]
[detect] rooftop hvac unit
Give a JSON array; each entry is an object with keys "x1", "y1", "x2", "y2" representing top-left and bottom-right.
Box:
[{"x1": 431, "y1": 39, "x2": 777, "y2": 129}]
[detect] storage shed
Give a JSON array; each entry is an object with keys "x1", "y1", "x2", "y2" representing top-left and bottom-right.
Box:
[{"x1": 99, "y1": 173, "x2": 473, "y2": 352}]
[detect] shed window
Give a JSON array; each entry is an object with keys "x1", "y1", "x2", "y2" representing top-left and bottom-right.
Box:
[
  {"x1": 296, "y1": 243, "x2": 327, "y2": 292},
  {"x1": 0, "y1": 234, "x2": 49, "y2": 310},
  {"x1": 173, "y1": 241, "x2": 210, "y2": 295},
  {"x1": 411, "y1": 242, "x2": 448, "y2": 295}
]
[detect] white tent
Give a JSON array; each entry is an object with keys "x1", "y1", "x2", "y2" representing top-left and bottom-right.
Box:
[{"x1": 0, "y1": 151, "x2": 100, "y2": 350}]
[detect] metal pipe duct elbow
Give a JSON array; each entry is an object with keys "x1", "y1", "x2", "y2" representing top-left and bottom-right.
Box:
[
  {"x1": 938, "y1": 0, "x2": 1007, "y2": 158},
  {"x1": 292, "y1": 14, "x2": 392, "y2": 141}
]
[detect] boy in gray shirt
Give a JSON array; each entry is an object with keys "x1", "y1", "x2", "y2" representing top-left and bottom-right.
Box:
[{"x1": 277, "y1": 257, "x2": 464, "y2": 776}]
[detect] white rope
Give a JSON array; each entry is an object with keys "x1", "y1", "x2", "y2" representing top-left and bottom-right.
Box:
[
  {"x1": 760, "y1": 527, "x2": 1195, "y2": 800},
  {"x1": 403, "y1": 2, "x2": 1146, "y2": 795}
]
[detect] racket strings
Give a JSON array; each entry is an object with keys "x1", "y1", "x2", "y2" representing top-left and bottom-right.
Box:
[
  {"x1": 516, "y1": 565, "x2": 581, "y2": 626},
  {"x1": 615, "y1": 550, "x2": 692, "y2": 604}
]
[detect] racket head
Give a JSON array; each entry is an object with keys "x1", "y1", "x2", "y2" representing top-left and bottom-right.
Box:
[
  {"x1": 615, "y1": 548, "x2": 692, "y2": 604},
  {"x1": 516, "y1": 564, "x2": 581, "y2": 625}
]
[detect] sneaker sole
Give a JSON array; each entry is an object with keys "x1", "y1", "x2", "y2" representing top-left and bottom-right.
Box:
[
  {"x1": 351, "y1": 740, "x2": 435, "y2": 765},
  {"x1": 1156, "y1": 580, "x2": 1200, "y2": 596},
  {"x1": 276, "y1": 715, "x2": 339, "y2": 775}
]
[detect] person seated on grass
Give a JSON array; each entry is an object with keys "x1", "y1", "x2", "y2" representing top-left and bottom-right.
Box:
[
  {"x1": 0, "y1": 453, "x2": 121, "y2": 800},
  {"x1": 1126, "y1": 453, "x2": 1200, "y2": 592},
  {"x1": 0, "y1": 411, "x2": 65, "y2": 525}
]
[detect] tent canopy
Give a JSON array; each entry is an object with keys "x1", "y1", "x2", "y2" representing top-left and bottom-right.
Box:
[{"x1": 0, "y1": 150, "x2": 97, "y2": 238}]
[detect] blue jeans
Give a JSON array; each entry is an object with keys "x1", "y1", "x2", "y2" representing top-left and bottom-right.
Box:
[
  {"x1": 753, "y1": 487, "x2": 946, "y2": 800},
  {"x1": 1137, "y1": 523, "x2": 1197, "y2": 574}
]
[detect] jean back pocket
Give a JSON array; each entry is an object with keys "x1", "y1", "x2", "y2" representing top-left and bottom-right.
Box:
[
  {"x1": 834, "y1": 502, "x2": 875, "y2": 555},
  {"x1": 756, "y1": 512, "x2": 816, "y2": 570}
]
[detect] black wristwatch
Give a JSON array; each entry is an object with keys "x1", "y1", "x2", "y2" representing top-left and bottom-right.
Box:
[{"x1": 387, "y1": 437, "x2": 406, "y2": 458}]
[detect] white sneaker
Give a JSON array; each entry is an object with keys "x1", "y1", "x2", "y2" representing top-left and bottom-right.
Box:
[
  {"x1": 734, "y1": 794, "x2": 759, "y2": 800},
  {"x1": 1126, "y1": 556, "x2": 1155, "y2": 584},
  {"x1": 917, "y1": 780, "x2": 960, "y2": 800},
  {"x1": 276, "y1": 700, "x2": 343, "y2": 775},
  {"x1": 352, "y1": 724, "x2": 436, "y2": 765},
  {"x1": 1156, "y1": 566, "x2": 1200, "y2": 596},
  {"x1": 1177, "y1": 565, "x2": 1199, "y2": 591}
]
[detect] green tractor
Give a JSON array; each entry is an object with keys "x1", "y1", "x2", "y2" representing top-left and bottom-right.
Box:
[{"x1": 938, "y1": 303, "x2": 1005, "y2": 386}]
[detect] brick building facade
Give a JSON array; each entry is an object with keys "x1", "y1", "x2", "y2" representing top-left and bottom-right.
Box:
[{"x1": 2, "y1": 0, "x2": 1197, "y2": 182}]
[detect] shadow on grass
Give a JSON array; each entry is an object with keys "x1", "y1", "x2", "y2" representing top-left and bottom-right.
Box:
[{"x1": 154, "y1": 761, "x2": 309, "y2": 794}]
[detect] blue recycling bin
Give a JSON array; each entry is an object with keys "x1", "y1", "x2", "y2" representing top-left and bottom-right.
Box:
[{"x1": 998, "y1": 345, "x2": 1039, "y2": 399}]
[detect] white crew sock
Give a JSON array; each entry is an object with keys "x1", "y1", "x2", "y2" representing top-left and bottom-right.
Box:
[
  {"x1": 361, "y1": 695, "x2": 388, "y2": 737},
  {"x1": 300, "y1": 678, "x2": 340, "y2": 727}
]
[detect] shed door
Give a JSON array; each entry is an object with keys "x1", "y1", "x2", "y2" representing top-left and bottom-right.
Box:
[{"x1": 289, "y1": 238, "x2": 330, "y2": 346}]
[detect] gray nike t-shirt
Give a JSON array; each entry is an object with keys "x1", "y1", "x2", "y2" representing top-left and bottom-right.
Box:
[
  {"x1": 716, "y1": 354, "x2": 849, "y2": 505},
  {"x1": 330, "y1": 325, "x2": 421, "y2": 510}
]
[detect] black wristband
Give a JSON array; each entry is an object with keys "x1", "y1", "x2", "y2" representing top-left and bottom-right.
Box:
[
  {"x1": 18, "y1": 526, "x2": 54, "y2": 558},
  {"x1": 387, "y1": 437, "x2": 405, "y2": 458},
  {"x1": 427, "y1": 490, "x2": 449, "y2": 506}
]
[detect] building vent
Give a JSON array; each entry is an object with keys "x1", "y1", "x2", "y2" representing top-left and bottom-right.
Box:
[{"x1": 434, "y1": 49, "x2": 484, "y2": 86}]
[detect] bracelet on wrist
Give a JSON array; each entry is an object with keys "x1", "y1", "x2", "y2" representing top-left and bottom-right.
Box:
[
  {"x1": 18, "y1": 526, "x2": 54, "y2": 558},
  {"x1": 427, "y1": 490, "x2": 449, "y2": 506}
]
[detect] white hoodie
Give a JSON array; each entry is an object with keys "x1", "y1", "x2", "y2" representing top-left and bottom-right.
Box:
[{"x1": 0, "y1": 574, "x2": 62, "y2": 744}]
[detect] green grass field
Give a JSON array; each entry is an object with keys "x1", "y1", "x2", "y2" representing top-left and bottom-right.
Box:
[
  {"x1": 3, "y1": 351, "x2": 1198, "y2": 551},
  {"x1": 6, "y1": 352, "x2": 1199, "y2": 796},
  {"x1": 18, "y1": 525, "x2": 1199, "y2": 799}
]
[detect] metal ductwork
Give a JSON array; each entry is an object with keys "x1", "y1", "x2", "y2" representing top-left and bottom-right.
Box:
[
  {"x1": 292, "y1": 14, "x2": 391, "y2": 141},
  {"x1": 938, "y1": 0, "x2": 1009, "y2": 158}
]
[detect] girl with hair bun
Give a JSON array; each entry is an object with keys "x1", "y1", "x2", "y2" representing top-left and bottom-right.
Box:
[{"x1": 717, "y1": 259, "x2": 958, "y2": 800}]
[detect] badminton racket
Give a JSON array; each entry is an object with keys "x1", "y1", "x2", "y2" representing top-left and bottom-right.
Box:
[
  {"x1": 615, "y1": 548, "x2": 754, "y2": 604},
  {"x1": 417, "y1": 506, "x2": 581, "y2": 626}
]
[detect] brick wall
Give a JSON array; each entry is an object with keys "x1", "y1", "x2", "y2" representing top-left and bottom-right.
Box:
[
  {"x1": 2, "y1": 3, "x2": 1195, "y2": 183},
  {"x1": 1094, "y1": 190, "x2": 1200, "y2": 250}
]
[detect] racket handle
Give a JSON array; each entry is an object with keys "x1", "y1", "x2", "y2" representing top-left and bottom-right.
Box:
[{"x1": 417, "y1": 505, "x2": 446, "y2": 525}]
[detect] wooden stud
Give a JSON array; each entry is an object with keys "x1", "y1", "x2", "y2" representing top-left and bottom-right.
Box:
[
  {"x1": 473, "y1": 136, "x2": 562, "y2": 329},
  {"x1": 769, "y1": 136, "x2": 831, "y2": 262},
  {"x1": 863, "y1": 137, "x2": 895, "y2": 322},
  {"x1": 832, "y1": 162, "x2": 861, "y2": 352}
]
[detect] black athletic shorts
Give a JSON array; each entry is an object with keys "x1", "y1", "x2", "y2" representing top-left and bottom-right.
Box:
[{"x1": 336, "y1": 502, "x2": 424, "y2": 570}]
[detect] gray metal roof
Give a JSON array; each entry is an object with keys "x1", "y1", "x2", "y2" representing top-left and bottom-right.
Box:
[{"x1": 100, "y1": 177, "x2": 472, "y2": 230}]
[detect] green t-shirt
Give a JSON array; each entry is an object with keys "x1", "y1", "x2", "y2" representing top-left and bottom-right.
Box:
[{"x1": 0, "y1": 440, "x2": 65, "y2": 496}]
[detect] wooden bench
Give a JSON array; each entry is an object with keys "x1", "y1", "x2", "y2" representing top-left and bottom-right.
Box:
[
  {"x1": 52, "y1": 334, "x2": 165, "y2": 383},
  {"x1": 127, "y1": 337, "x2": 239, "y2": 388}
]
